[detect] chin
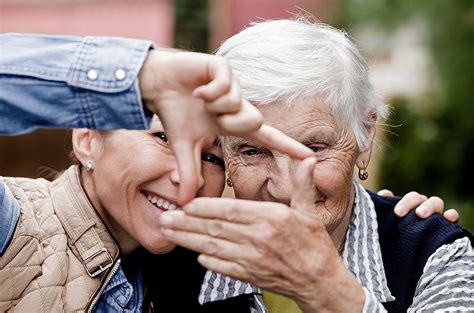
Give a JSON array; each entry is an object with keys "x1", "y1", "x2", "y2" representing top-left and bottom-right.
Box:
[{"x1": 144, "y1": 241, "x2": 177, "y2": 255}]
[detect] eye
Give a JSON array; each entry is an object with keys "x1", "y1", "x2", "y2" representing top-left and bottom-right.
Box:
[
  {"x1": 202, "y1": 153, "x2": 225, "y2": 169},
  {"x1": 242, "y1": 148, "x2": 263, "y2": 157},
  {"x1": 308, "y1": 145, "x2": 324, "y2": 153},
  {"x1": 153, "y1": 132, "x2": 169, "y2": 144},
  {"x1": 306, "y1": 144, "x2": 326, "y2": 153}
]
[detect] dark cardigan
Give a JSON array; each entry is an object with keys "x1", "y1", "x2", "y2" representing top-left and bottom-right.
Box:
[{"x1": 369, "y1": 191, "x2": 472, "y2": 312}]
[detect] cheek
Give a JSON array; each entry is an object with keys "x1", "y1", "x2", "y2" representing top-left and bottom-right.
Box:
[
  {"x1": 200, "y1": 170, "x2": 225, "y2": 197},
  {"x1": 230, "y1": 164, "x2": 267, "y2": 200},
  {"x1": 313, "y1": 162, "x2": 353, "y2": 194},
  {"x1": 311, "y1": 158, "x2": 355, "y2": 227}
]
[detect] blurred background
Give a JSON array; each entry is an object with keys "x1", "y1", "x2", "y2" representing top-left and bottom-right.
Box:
[{"x1": 1, "y1": 0, "x2": 472, "y2": 231}]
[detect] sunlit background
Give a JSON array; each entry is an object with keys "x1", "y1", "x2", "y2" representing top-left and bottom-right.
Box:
[{"x1": 1, "y1": 0, "x2": 472, "y2": 231}]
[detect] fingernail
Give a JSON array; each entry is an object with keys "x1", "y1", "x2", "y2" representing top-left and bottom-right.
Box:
[
  {"x1": 161, "y1": 228, "x2": 174, "y2": 237},
  {"x1": 159, "y1": 214, "x2": 173, "y2": 225}
]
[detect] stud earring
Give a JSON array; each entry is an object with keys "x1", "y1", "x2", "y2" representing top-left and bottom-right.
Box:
[
  {"x1": 86, "y1": 159, "x2": 94, "y2": 171},
  {"x1": 226, "y1": 176, "x2": 233, "y2": 187},
  {"x1": 358, "y1": 168, "x2": 368, "y2": 180}
]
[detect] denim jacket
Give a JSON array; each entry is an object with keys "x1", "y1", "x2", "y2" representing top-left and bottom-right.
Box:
[{"x1": 0, "y1": 33, "x2": 153, "y2": 312}]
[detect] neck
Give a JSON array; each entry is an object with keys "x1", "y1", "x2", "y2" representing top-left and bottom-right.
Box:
[{"x1": 80, "y1": 167, "x2": 139, "y2": 256}]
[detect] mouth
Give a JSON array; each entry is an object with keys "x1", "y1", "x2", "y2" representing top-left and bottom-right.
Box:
[{"x1": 141, "y1": 190, "x2": 181, "y2": 211}]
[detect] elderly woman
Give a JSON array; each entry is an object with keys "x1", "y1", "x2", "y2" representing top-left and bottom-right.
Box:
[{"x1": 158, "y1": 19, "x2": 474, "y2": 312}]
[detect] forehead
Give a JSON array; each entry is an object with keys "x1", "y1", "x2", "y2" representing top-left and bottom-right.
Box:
[
  {"x1": 259, "y1": 98, "x2": 338, "y2": 137},
  {"x1": 225, "y1": 98, "x2": 341, "y2": 149}
]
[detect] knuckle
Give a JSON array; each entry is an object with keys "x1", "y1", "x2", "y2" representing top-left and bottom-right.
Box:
[
  {"x1": 430, "y1": 196, "x2": 444, "y2": 207},
  {"x1": 204, "y1": 239, "x2": 220, "y2": 256},
  {"x1": 229, "y1": 97, "x2": 241, "y2": 112},
  {"x1": 273, "y1": 206, "x2": 293, "y2": 225},
  {"x1": 208, "y1": 220, "x2": 224, "y2": 237},
  {"x1": 407, "y1": 191, "x2": 420, "y2": 198}
]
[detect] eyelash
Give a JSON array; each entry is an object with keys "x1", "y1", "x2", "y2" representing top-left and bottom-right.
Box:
[
  {"x1": 308, "y1": 145, "x2": 325, "y2": 153},
  {"x1": 154, "y1": 132, "x2": 168, "y2": 143},
  {"x1": 153, "y1": 132, "x2": 224, "y2": 169},
  {"x1": 202, "y1": 153, "x2": 225, "y2": 169}
]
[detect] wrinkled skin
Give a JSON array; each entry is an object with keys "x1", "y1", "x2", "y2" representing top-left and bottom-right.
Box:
[{"x1": 157, "y1": 97, "x2": 459, "y2": 312}]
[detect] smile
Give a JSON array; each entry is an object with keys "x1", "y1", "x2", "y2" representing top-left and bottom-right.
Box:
[{"x1": 142, "y1": 191, "x2": 180, "y2": 211}]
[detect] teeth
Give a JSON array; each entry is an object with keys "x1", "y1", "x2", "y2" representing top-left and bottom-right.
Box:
[{"x1": 145, "y1": 193, "x2": 181, "y2": 211}]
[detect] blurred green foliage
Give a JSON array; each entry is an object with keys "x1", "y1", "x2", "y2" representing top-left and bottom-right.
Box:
[
  {"x1": 339, "y1": 0, "x2": 474, "y2": 231},
  {"x1": 174, "y1": 0, "x2": 209, "y2": 52}
]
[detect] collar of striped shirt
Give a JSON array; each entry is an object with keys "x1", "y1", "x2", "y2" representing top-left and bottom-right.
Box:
[{"x1": 198, "y1": 180, "x2": 395, "y2": 305}]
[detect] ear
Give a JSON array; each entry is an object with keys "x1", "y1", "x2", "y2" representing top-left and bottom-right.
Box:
[
  {"x1": 356, "y1": 112, "x2": 377, "y2": 170},
  {"x1": 72, "y1": 129, "x2": 101, "y2": 167}
]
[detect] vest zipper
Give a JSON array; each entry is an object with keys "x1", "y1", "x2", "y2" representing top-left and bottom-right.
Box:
[{"x1": 87, "y1": 258, "x2": 121, "y2": 313}]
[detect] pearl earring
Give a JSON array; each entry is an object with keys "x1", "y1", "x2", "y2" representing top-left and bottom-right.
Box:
[{"x1": 86, "y1": 160, "x2": 94, "y2": 171}]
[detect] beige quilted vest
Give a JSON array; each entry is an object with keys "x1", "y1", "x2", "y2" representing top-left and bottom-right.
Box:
[{"x1": 0, "y1": 166, "x2": 120, "y2": 312}]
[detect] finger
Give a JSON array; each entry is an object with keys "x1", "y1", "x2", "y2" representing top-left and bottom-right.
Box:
[
  {"x1": 217, "y1": 99, "x2": 263, "y2": 133},
  {"x1": 160, "y1": 227, "x2": 244, "y2": 260},
  {"x1": 198, "y1": 254, "x2": 249, "y2": 282},
  {"x1": 192, "y1": 57, "x2": 233, "y2": 101},
  {"x1": 183, "y1": 197, "x2": 280, "y2": 223},
  {"x1": 394, "y1": 191, "x2": 428, "y2": 217},
  {"x1": 159, "y1": 210, "x2": 249, "y2": 242},
  {"x1": 415, "y1": 196, "x2": 444, "y2": 219},
  {"x1": 443, "y1": 209, "x2": 459, "y2": 223},
  {"x1": 204, "y1": 78, "x2": 241, "y2": 114},
  {"x1": 171, "y1": 140, "x2": 201, "y2": 205},
  {"x1": 247, "y1": 124, "x2": 314, "y2": 160},
  {"x1": 377, "y1": 189, "x2": 394, "y2": 197},
  {"x1": 291, "y1": 157, "x2": 318, "y2": 213}
]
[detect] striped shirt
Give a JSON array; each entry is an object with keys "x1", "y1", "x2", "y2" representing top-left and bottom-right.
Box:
[{"x1": 199, "y1": 181, "x2": 474, "y2": 312}]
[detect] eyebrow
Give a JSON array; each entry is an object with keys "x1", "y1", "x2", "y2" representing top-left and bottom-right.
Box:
[
  {"x1": 227, "y1": 138, "x2": 263, "y2": 151},
  {"x1": 300, "y1": 131, "x2": 335, "y2": 144},
  {"x1": 227, "y1": 128, "x2": 336, "y2": 151}
]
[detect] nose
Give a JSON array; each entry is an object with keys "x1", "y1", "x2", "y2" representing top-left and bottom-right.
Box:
[
  {"x1": 169, "y1": 160, "x2": 205, "y2": 190},
  {"x1": 266, "y1": 155, "x2": 297, "y2": 206}
]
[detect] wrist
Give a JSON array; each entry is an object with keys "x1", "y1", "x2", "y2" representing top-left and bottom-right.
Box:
[
  {"x1": 138, "y1": 50, "x2": 159, "y2": 111},
  {"x1": 295, "y1": 263, "x2": 365, "y2": 312}
]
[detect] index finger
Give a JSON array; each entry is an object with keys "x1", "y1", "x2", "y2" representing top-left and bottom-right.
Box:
[
  {"x1": 171, "y1": 139, "x2": 201, "y2": 205},
  {"x1": 183, "y1": 197, "x2": 281, "y2": 224},
  {"x1": 192, "y1": 56, "x2": 233, "y2": 101},
  {"x1": 247, "y1": 124, "x2": 314, "y2": 160}
]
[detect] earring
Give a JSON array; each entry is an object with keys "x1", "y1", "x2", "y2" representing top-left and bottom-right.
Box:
[
  {"x1": 226, "y1": 176, "x2": 233, "y2": 187},
  {"x1": 86, "y1": 159, "x2": 94, "y2": 171},
  {"x1": 358, "y1": 168, "x2": 368, "y2": 180}
]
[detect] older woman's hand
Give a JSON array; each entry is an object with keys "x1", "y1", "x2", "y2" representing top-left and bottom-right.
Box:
[
  {"x1": 139, "y1": 50, "x2": 313, "y2": 204},
  {"x1": 158, "y1": 158, "x2": 365, "y2": 312},
  {"x1": 377, "y1": 189, "x2": 460, "y2": 222}
]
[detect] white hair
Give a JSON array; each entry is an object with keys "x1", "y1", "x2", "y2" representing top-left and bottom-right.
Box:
[{"x1": 215, "y1": 18, "x2": 389, "y2": 149}]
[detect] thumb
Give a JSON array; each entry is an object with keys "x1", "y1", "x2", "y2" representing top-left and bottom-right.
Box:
[{"x1": 290, "y1": 157, "x2": 318, "y2": 214}]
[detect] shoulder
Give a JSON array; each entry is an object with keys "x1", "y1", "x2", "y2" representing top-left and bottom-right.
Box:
[
  {"x1": 409, "y1": 237, "x2": 473, "y2": 311},
  {"x1": 1, "y1": 176, "x2": 66, "y2": 256}
]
